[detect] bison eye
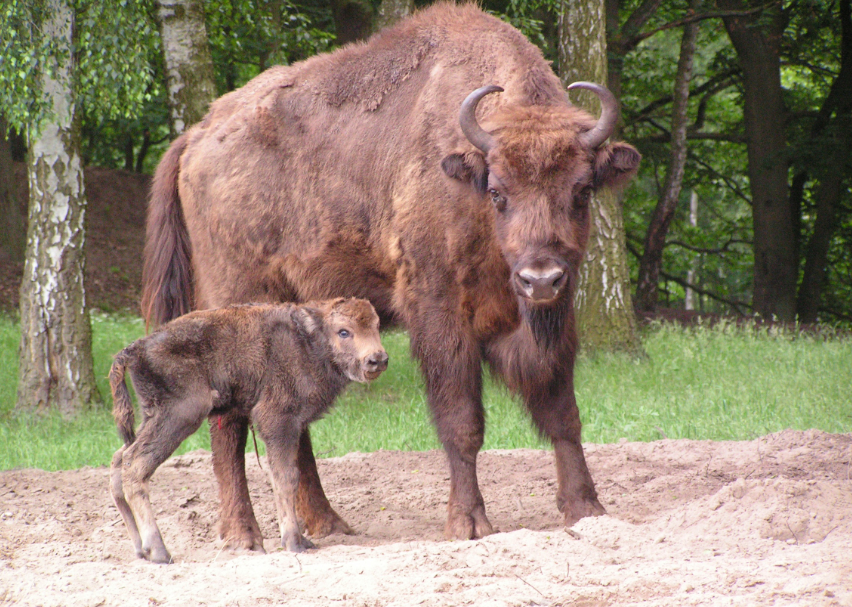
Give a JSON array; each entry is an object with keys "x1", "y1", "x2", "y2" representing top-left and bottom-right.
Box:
[
  {"x1": 488, "y1": 188, "x2": 507, "y2": 212},
  {"x1": 337, "y1": 329, "x2": 351, "y2": 339}
]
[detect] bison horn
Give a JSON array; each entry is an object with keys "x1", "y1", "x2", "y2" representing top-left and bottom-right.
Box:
[
  {"x1": 459, "y1": 85, "x2": 503, "y2": 154},
  {"x1": 566, "y1": 81, "x2": 619, "y2": 149}
]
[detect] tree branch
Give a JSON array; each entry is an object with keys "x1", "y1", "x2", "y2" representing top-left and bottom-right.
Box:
[
  {"x1": 658, "y1": 269, "x2": 753, "y2": 315},
  {"x1": 627, "y1": 69, "x2": 740, "y2": 123},
  {"x1": 665, "y1": 238, "x2": 752, "y2": 254},
  {"x1": 640, "y1": 131, "x2": 747, "y2": 143},
  {"x1": 624, "y1": 2, "x2": 782, "y2": 50},
  {"x1": 626, "y1": 239, "x2": 752, "y2": 315},
  {"x1": 688, "y1": 153, "x2": 753, "y2": 206}
]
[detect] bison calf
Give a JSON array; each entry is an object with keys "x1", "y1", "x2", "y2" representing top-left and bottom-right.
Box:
[{"x1": 109, "y1": 298, "x2": 387, "y2": 563}]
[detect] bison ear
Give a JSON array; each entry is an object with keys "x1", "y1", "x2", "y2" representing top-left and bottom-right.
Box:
[
  {"x1": 291, "y1": 307, "x2": 322, "y2": 337},
  {"x1": 593, "y1": 142, "x2": 641, "y2": 190},
  {"x1": 441, "y1": 151, "x2": 488, "y2": 195}
]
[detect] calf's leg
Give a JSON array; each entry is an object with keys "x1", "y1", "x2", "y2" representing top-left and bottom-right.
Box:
[
  {"x1": 109, "y1": 446, "x2": 144, "y2": 559},
  {"x1": 256, "y1": 410, "x2": 313, "y2": 552},
  {"x1": 209, "y1": 409, "x2": 265, "y2": 552},
  {"x1": 121, "y1": 393, "x2": 212, "y2": 563}
]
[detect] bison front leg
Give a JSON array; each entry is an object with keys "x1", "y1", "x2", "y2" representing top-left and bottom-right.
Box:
[
  {"x1": 209, "y1": 410, "x2": 265, "y2": 552},
  {"x1": 412, "y1": 322, "x2": 494, "y2": 540},
  {"x1": 295, "y1": 429, "x2": 354, "y2": 538},
  {"x1": 526, "y1": 379, "x2": 606, "y2": 526}
]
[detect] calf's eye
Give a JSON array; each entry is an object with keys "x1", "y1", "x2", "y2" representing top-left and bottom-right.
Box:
[{"x1": 338, "y1": 329, "x2": 351, "y2": 339}]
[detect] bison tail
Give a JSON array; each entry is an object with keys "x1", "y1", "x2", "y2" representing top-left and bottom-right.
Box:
[
  {"x1": 142, "y1": 131, "x2": 193, "y2": 329},
  {"x1": 110, "y1": 349, "x2": 136, "y2": 446}
]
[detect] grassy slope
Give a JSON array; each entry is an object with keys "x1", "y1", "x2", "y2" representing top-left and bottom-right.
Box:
[{"x1": 1, "y1": 314, "x2": 850, "y2": 471}]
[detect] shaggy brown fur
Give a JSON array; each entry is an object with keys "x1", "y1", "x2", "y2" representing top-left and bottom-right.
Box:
[
  {"x1": 109, "y1": 298, "x2": 386, "y2": 562},
  {"x1": 142, "y1": 3, "x2": 640, "y2": 544}
]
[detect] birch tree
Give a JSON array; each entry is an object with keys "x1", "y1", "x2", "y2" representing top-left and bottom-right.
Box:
[
  {"x1": 15, "y1": 0, "x2": 99, "y2": 414},
  {"x1": 375, "y1": 0, "x2": 415, "y2": 31},
  {"x1": 2, "y1": 0, "x2": 156, "y2": 414},
  {"x1": 559, "y1": 0, "x2": 642, "y2": 355},
  {"x1": 155, "y1": 0, "x2": 217, "y2": 135}
]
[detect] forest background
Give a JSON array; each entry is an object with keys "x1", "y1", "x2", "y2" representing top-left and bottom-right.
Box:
[{"x1": 1, "y1": 0, "x2": 850, "y2": 415}]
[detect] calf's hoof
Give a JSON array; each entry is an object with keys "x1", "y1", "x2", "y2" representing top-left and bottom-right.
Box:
[
  {"x1": 141, "y1": 545, "x2": 172, "y2": 565},
  {"x1": 283, "y1": 533, "x2": 316, "y2": 553},
  {"x1": 561, "y1": 496, "x2": 606, "y2": 527},
  {"x1": 444, "y1": 503, "x2": 494, "y2": 540}
]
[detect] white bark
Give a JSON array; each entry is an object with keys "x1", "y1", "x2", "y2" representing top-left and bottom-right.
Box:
[
  {"x1": 375, "y1": 0, "x2": 415, "y2": 31},
  {"x1": 17, "y1": 0, "x2": 100, "y2": 414},
  {"x1": 156, "y1": 0, "x2": 217, "y2": 134},
  {"x1": 685, "y1": 190, "x2": 699, "y2": 310}
]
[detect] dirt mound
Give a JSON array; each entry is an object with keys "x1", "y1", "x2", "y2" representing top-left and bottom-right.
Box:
[{"x1": 1, "y1": 429, "x2": 850, "y2": 606}]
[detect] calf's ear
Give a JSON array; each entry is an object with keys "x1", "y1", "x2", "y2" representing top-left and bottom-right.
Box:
[
  {"x1": 441, "y1": 151, "x2": 488, "y2": 195},
  {"x1": 291, "y1": 307, "x2": 322, "y2": 336},
  {"x1": 593, "y1": 142, "x2": 641, "y2": 190}
]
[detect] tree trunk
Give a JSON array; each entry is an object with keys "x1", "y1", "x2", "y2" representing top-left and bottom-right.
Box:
[
  {"x1": 685, "y1": 190, "x2": 699, "y2": 310},
  {"x1": 796, "y1": 0, "x2": 852, "y2": 323},
  {"x1": 1, "y1": 116, "x2": 25, "y2": 263},
  {"x1": 17, "y1": 0, "x2": 100, "y2": 415},
  {"x1": 559, "y1": 0, "x2": 642, "y2": 355},
  {"x1": 375, "y1": 0, "x2": 414, "y2": 31},
  {"x1": 155, "y1": 0, "x2": 217, "y2": 135},
  {"x1": 331, "y1": 0, "x2": 373, "y2": 45},
  {"x1": 721, "y1": 1, "x2": 797, "y2": 321},
  {"x1": 634, "y1": 3, "x2": 700, "y2": 311}
]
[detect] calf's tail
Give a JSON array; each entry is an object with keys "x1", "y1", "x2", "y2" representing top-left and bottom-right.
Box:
[
  {"x1": 141, "y1": 131, "x2": 194, "y2": 329},
  {"x1": 110, "y1": 349, "x2": 136, "y2": 446}
]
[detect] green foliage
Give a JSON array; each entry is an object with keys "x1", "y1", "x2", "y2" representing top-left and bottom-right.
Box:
[
  {"x1": 0, "y1": 0, "x2": 157, "y2": 136},
  {"x1": 73, "y1": 0, "x2": 159, "y2": 122},
  {"x1": 1, "y1": 315, "x2": 850, "y2": 471},
  {"x1": 0, "y1": 0, "x2": 66, "y2": 132},
  {"x1": 206, "y1": 0, "x2": 334, "y2": 92}
]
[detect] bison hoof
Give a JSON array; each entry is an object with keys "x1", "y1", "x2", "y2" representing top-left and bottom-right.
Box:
[
  {"x1": 220, "y1": 532, "x2": 266, "y2": 554},
  {"x1": 444, "y1": 504, "x2": 494, "y2": 540},
  {"x1": 304, "y1": 511, "x2": 354, "y2": 539},
  {"x1": 561, "y1": 496, "x2": 606, "y2": 528}
]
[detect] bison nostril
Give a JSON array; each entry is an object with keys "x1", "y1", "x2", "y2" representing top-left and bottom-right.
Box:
[{"x1": 516, "y1": 267, "x2": 567, "y2": 301}]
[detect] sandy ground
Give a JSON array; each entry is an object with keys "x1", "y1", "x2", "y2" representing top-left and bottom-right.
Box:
[{"x1": 1, "y1": 429, "x2": 850, "y2": 606}]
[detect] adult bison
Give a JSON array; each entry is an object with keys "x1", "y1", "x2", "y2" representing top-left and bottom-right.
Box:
[{"x1": 143, "y1": 3, "x2": 640, "y2": 547}]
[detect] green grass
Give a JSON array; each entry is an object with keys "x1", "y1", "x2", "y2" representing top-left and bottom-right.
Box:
[{"x1": 1, "y1": 314, "x2": 850, "y2": 471}]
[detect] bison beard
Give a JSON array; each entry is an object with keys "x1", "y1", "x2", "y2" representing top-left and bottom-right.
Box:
[
  {"x1": 141, "y1": 3, "x2": 640, "y2": 545},
  {"x1": 522, "y1": 299, "x2": 570, "y2": 351}
]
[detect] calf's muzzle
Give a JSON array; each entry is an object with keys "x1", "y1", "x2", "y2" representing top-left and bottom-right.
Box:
[{"x1": 364, "y1": 350, "x2": 389, "y2": 380}]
